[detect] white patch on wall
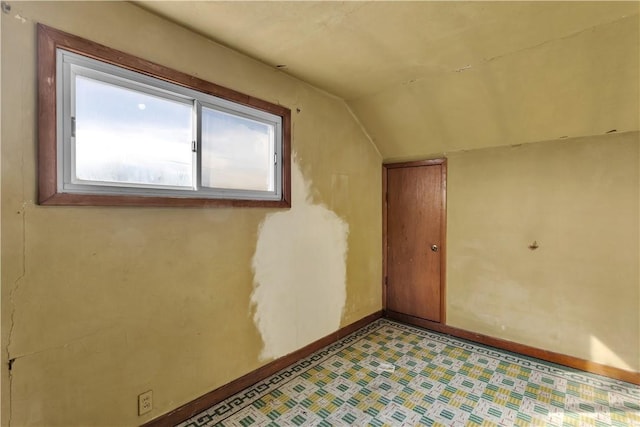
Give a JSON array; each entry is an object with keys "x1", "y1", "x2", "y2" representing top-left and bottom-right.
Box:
[{"x1": 252, "y1": 158, "x2": 349, "y2": 361}]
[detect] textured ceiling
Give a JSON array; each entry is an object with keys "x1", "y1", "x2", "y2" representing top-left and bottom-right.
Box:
[{"x1": 137, "y1": 1, "x2": 639, "y2": 160}]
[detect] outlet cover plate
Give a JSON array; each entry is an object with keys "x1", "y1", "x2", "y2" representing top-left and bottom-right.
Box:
[{"x1": 138, "y1": 390, "x2": 153, "y2": 416}]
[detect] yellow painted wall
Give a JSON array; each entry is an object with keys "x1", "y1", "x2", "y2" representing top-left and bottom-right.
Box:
[
  {"x1": 0, "y1": 2, "x2": 381, "y2": 426},
  {"x1": 1, "y1": 1, "x2": 638, "y2": 426},
  {"x1": 352, "y1": 4, "x2": 639, "y2": 161},
  {"x1": 447, "y1": 131, "x2": 639, "y2": 372}
]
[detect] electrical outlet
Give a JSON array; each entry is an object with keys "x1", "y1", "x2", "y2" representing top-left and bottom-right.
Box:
[{"x1": 138, "y1": 390, "x2": 153, "y2": 416}]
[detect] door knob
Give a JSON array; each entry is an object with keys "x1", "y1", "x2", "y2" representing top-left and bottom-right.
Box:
[{"x1": 431, "y1": 244, "x2": 439, "y2": 252}]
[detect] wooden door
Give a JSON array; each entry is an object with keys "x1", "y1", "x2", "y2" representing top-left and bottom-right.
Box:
[{"x1": 384, "y1": 160, "x2": 446, "y2": 322}]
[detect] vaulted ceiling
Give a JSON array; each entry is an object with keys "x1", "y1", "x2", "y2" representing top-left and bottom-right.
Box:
[{"x1": 137, "y1": 1, "x2": 639, "y2": 160}]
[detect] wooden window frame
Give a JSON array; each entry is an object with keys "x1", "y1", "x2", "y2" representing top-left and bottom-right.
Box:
[{"x1": 38, "y1": 24, "x2": 291, "y2": 208}]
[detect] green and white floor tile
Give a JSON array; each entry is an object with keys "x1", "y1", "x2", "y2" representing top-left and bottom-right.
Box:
[{"x1": 178, "y1": 319, "x2": 639, "y2": 427}]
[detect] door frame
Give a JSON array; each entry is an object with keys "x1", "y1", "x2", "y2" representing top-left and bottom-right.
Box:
[{"x1": 382, "y1": 158, "x2": 447, "y2": 323}]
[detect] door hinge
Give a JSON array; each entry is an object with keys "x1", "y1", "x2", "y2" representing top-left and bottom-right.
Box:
[
  {"x1": 71, "y1": 116, "x2": 76, "y2": 138},
  {"x1": 384, "y1": 277, "x2": 388, "y2": 286},
  {"x1": 191, "y1": 140, "x2": 197, "y2": 152}
]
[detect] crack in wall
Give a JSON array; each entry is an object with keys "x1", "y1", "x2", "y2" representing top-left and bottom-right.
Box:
[
  {"x1": 9, "y1": 326, "x2": 117, "y2": 364},
  {"x1": 484, "y1": 13, "x2": 637, "y2": 63},
  {"x1": 6, "y1": 17, "x2": 31, "y2": 419},
  {"x1": 348, "y1": 12, "x2": 638, "y2": 104},
  {"x1": 7, "y1": 204, "x2": 26, "y2": 427}
]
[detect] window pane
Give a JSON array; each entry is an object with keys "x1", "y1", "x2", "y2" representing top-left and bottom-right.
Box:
[
  {"x1": 201, "y1": 107, "x2": 275, "y2": 192},
  {"x1": 75, "y1": 75, "x2": 193, "y2": 187}
]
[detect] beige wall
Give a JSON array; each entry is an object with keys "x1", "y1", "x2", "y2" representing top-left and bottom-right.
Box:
[
  {"x1": 447, "y1": 131, "x2": 639, "y2": 372},
  {"x1": 0, "y1": 2, "x2": 381, "y2": 426}
]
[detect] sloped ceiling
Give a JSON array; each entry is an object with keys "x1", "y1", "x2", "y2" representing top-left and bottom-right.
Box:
[{"x1": 137, "y1": 1, "x2": 639, "y2": 160}]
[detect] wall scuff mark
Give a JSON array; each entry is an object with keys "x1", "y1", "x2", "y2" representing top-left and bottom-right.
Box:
[{"x1": 251, "y1": 158, "x2": 349, "y2": 361}]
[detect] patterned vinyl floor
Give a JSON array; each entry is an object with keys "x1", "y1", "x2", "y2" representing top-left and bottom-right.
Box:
[{"x1": 178, "y1": 319, "x2": 639, "y2": 427}]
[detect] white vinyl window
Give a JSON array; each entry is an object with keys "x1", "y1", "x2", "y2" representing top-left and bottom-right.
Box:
[{"x1": 57, "y1": 49, "x2": 283, "y2": 201}]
